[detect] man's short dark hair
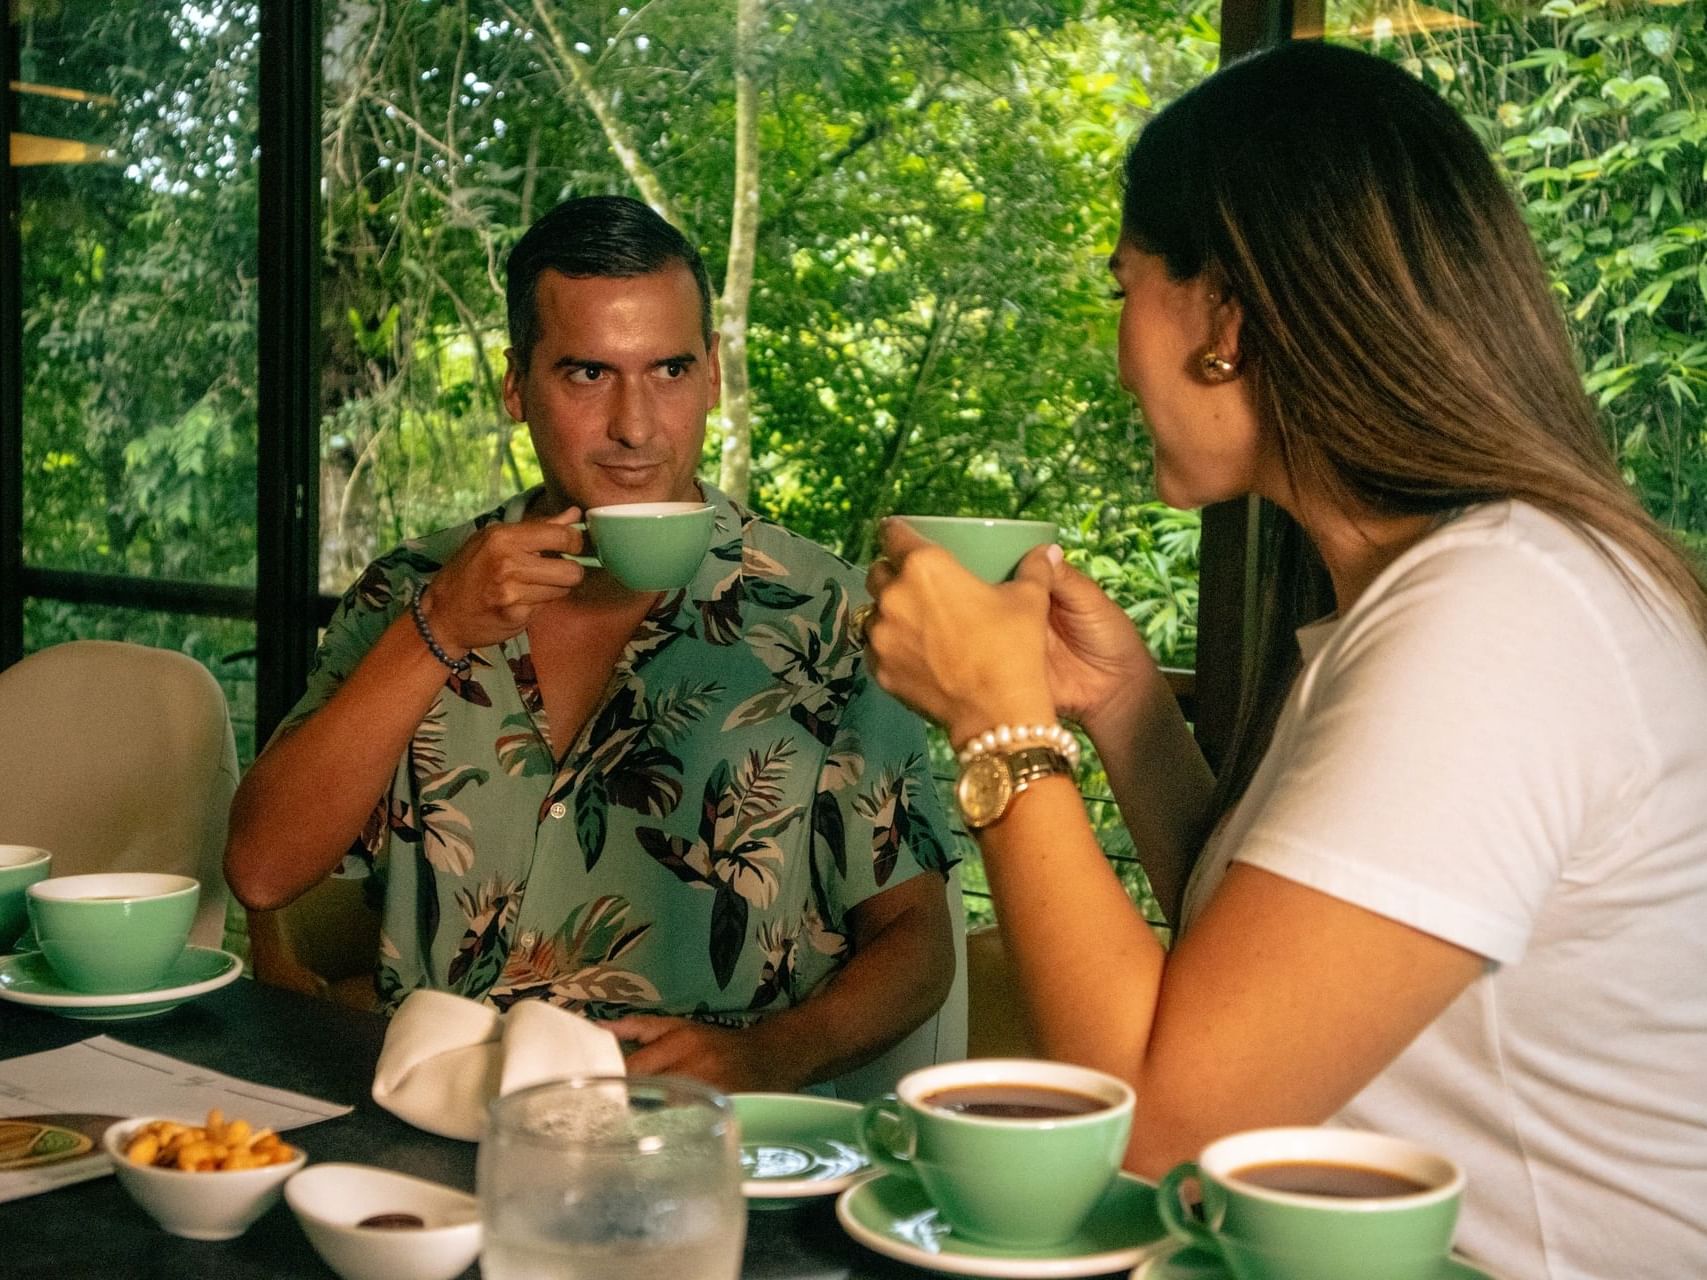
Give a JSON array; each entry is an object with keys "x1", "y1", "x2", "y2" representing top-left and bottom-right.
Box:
[{"x1": 505, "y1": 195, "x2": 715, "y2": 371}]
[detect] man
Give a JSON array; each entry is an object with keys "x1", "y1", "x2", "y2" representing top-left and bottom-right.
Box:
[{"x1": 226, "y1": 195, "x2": 957, "y2": 1094}]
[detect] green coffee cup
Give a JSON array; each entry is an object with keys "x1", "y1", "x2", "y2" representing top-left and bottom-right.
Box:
[
  {"x1": 1156, "y1": 1127, "x2": 1464, "y2": 1280},
  {"x1": 897, "y1": 515, "x2": 1058, "y2": 583},
  {"x1": 0, "y1": 846, "x2": 52, "y2": 951},
  {"x1": 567, "y1": 501, "x2": 716, "y2": 591},
  {"x1": 26, "y1": 872, "x2": 199, "y2": 993},
  {"x1": 858, "y1": 1058, "x2": 1134, "y2": 1250}
]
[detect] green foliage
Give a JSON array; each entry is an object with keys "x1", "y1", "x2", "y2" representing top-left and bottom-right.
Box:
[
  {"x1": 18, "y1": 0, "x2": 259, "y2": 586},
  {"x1": 1357, "y1": 0, "x2": 1707, "y2": 551}
]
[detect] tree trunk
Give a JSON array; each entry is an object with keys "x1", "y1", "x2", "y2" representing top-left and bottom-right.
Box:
[{"x1": 717, "y1": 0, "x2": 761, "y2": 503}]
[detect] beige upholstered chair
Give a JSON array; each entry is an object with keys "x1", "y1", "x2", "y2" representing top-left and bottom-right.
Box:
[{"x1": 0, "y1": 640, "x2": 237, "y2": 947}]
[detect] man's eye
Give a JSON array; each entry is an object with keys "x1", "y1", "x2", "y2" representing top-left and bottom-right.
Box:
[
  {"x1": 1109, "y1": 288, "x2": 1127, "y2": 301},
  {"x1": 568, "y1": 366, "x2": 605, "y2": 384},
  {"x1": 660, "y1": 361, "x2": 688, "y2": 379}
]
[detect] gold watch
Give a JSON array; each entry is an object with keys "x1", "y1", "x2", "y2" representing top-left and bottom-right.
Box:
[{"x1": 956, "y1": 746, "x2": 1073, "y2": 831}]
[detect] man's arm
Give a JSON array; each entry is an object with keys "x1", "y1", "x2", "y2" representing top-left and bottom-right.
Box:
[
  {"x1": 225, "y1": 609, "x2": 464, "y2": 911},
  {"x1": 226, "y1": 508, "x2": 588, "y2": 911},
  {"x1": 609, "y1": 872, "x2": 954, "y2": 1093}
]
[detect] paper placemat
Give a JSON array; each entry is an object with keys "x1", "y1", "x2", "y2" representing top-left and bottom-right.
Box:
[{"x1": 0, "y1": 1036, "x2": 350, "y2": 1202}]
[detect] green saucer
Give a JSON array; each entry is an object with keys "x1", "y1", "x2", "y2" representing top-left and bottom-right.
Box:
[
  {"x1": 0, "y1": 946, "x2": 242, "y2": 1020},
  {"x1": 733, "y1": 1093, "x2": 872, "y2": 1208},
  {"x1": 1133, "y1": 1243, "x2": 1509, "y2": 1280},
  {"x1": 836, "y1": 1170, "x2": 1167, "y2": 1278}
]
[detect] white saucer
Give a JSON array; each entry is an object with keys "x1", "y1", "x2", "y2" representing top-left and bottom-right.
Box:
[
  {"x1": 0, "y1": 946, "x2": 242, "y2": 1019},
  {"x1": 732, "y1": 1092, "x2": 872, "y2": 1206},
  {"x1": 1131, "y1": 1242, "x2": 1511, "y2": 1280},
  {"x1": 836, "y1": 1170, "x2": 1167, "y2": 1278}
]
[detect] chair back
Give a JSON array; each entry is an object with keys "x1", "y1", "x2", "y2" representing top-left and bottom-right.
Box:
[
  {"x1": 0, "y1": 640, "x2": 237, "y2": 947},
  {"x1": 829, "y1": 867, "x2": 969, "y2": 1100},
  {"x1": 965, "y1": 921, "x2": 1038, "y2": 1059}
]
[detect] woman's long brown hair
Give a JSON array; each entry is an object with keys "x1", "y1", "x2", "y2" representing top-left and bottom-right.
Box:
[{"x1": 1122, "y1": 42, "x2": 1707, "y2": 819}]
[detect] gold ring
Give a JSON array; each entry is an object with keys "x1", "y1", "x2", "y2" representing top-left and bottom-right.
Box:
[{"x1": 850, "y1": 602, "x2": 876, "y2": 642}]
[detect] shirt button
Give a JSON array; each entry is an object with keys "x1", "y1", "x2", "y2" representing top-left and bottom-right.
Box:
[
  {"x1": 519, "y1": 930, "x2": 539, "y2": 949},
  {"x1": 548, "y1": 801, "x2": 567, "y2": 820}
]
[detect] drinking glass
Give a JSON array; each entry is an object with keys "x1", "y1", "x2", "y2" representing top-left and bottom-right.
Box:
[{"x1": 478, "y1": 1076, "x2": 745, "y2": 1280}]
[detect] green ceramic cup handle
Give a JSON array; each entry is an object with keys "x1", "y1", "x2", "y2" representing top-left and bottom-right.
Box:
[
  {"x1": 857, "y1": 1094, "x2": 917, "y2": 1176},
  {"x1": 561, "y1": 521, "x2": 603, "y2": 570},
  {"x1": 1156, "y1": 1161, "x2": 1218, "y2": 1249}
]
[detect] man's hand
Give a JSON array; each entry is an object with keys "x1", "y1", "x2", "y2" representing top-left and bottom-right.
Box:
[
  {"x1": 417, "y1": 505, "x2": 589, "y2": 654},
  {"x1": 604, "y1": 1014, "x2": 798, "y2": 1094}
]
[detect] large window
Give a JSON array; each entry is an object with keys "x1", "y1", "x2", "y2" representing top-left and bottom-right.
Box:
[
  {"x1": 11, "y1": 0, "x2": 260, "y2": 755},
  {"x1": 313, "y1": 0, "x2": 1215, "y2": 685},
  {"x1": 9, "y1": 0, "x2": 1697, "y2": 930},
  {"x1": 310, "y1": 1, "x2": 1223, "y2": 925}
]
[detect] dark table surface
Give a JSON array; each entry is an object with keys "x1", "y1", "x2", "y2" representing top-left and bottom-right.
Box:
[{"x1": 0, "y1": 978, "x2": 1134, "y2": 1280}]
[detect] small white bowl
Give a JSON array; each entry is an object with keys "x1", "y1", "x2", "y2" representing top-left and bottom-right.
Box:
[
  {"x1": 103, "y1": 1117, "x2": 307, "y2": 1241},
  {"x1": 285, "y1": 1163, "x2": 481, "y2": 1280}
]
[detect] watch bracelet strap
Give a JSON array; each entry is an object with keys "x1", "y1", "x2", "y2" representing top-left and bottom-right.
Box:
[{"x1": 1004, "y1": 745, "x2": 1073, "y2": 784}]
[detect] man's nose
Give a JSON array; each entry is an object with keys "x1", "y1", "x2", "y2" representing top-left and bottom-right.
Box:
[{"x1": 607, "y1": 379, "x2": 653, "y2": 447}]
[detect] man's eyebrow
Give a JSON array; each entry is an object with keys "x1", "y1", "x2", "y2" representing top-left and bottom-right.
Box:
[
  {"x1": 552, "y1": 355, "x2": 606, "y2": 371},
  {"x1": 651, "y1": 353, "x2": 698, "y2": 369}
]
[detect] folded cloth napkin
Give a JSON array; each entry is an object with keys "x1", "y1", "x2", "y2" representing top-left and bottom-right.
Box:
[{"x1": 372, "y1": 990, "x2": 626, "y2": 1140}]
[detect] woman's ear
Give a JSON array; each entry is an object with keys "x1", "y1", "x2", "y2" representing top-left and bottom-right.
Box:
[
  {"x1": 1204, "y1": 275, "x2": 1245, "y2": 367},
  {"x1": 1192, "y1": 277, "x2": 1246, "y2": 385}
]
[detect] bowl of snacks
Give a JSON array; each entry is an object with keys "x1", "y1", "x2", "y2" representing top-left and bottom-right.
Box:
[
  {"x1": 103, "y1": 1109, "x2": 306, "y2": 1240},
  {"x1": 284, "y1": 1163, "x2": 481, "y2": 1280}
]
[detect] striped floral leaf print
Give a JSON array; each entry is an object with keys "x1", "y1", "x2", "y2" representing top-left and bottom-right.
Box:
[
  {"x1": 487, "y1": 895, "x2": 658, "y2": 1013},
  {"x1": 495, "y1": 711, "x2": 553, "y2": 777},
  {"x1": 447, "y1": 876, "x2": 524, "y2": 991}
]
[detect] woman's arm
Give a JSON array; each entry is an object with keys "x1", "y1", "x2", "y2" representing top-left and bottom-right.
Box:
[
  {"x1": 974, "y1": 777, "x2": 1480, "y2": 1176},
  {"x1": 1049, "y1": 560, "x2": 1214, "y2": 922},
  {"x1": 863, "y1": 520, "x2": 1483, "y2": 1175},
  {"x1": 868, "y1": 527, "x2": 1215, "y2": 924}
]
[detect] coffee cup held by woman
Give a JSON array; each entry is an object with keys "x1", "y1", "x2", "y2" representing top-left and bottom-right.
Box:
[{"x1": 863, "y1": 41, "x2": 1707, "y2": 1280}]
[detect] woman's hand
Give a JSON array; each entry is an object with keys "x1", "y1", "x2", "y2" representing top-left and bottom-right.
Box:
[
  {"x1": 864, "y1": 520, "x2": 1057, "y2": 745},
  {"x1": 1039, "y1": 559, "x2": 1162, "y2": 742}
]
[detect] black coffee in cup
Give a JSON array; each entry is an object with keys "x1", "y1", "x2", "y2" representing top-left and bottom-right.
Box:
[
  {"x1": 921, "y1": 1084, "x2": 1109, "y2": 1120},
  {"x1": 1231, "y1": 1160, "x2": 1430, "y2": 1199}
]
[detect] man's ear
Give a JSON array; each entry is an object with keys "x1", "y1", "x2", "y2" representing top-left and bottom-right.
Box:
[
  {"x1": 500, "y1": 348, "x2": 527, "y2": 424},
  {"x1": 705, "y1": 332, "x2": 723, "y2": 412}
]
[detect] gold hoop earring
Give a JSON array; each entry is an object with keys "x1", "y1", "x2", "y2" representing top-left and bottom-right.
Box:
[{"x1": 1196, "y1": 348, "x2": 1240, "y2": 384}]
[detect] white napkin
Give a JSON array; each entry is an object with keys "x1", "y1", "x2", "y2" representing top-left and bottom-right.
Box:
[{"x1": 371, "y1": 990, "x2": 626, "y2": 1140}]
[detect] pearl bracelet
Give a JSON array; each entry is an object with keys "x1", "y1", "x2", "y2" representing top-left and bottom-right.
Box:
[{"x1": 955, "y1": 721, "x2": 1081, "y2": 769}]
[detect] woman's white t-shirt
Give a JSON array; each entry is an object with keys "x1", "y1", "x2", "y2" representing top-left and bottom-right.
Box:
[{"x1": 1182, "y1": 501, "x2": 1707, "y2": 1280}]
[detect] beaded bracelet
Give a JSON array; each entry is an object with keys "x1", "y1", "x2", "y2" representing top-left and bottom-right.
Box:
[
  {"x1": 955, "y1": 721, "x2": 1081, "y2": 769},
  {"x1": 409, "y1": 589, "x2": 472, "y2": 677}
]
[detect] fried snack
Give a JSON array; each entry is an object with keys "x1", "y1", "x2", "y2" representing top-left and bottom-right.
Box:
[{"x1": 122, "y1": 1109, "x2": 298, "y2": 1173}]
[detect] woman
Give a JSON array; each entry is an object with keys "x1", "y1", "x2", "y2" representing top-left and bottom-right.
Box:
[{"x1": 863, "y1": 41, "x2": 1707, "y2": 1280}]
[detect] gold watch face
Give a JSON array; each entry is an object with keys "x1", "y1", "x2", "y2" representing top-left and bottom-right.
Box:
[{"x1": 956, "y1": 755, "x2": 1013, "y2": 830}]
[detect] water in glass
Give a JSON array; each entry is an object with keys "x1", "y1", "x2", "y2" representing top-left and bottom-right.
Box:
[{"x1": 479, "y1": 1076, "x2": 745, "y2": 1280}]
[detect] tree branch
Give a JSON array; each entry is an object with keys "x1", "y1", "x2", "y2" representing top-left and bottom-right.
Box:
[{"x1": 503, "y1": 0, "x2": 686, "y2": 231}]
